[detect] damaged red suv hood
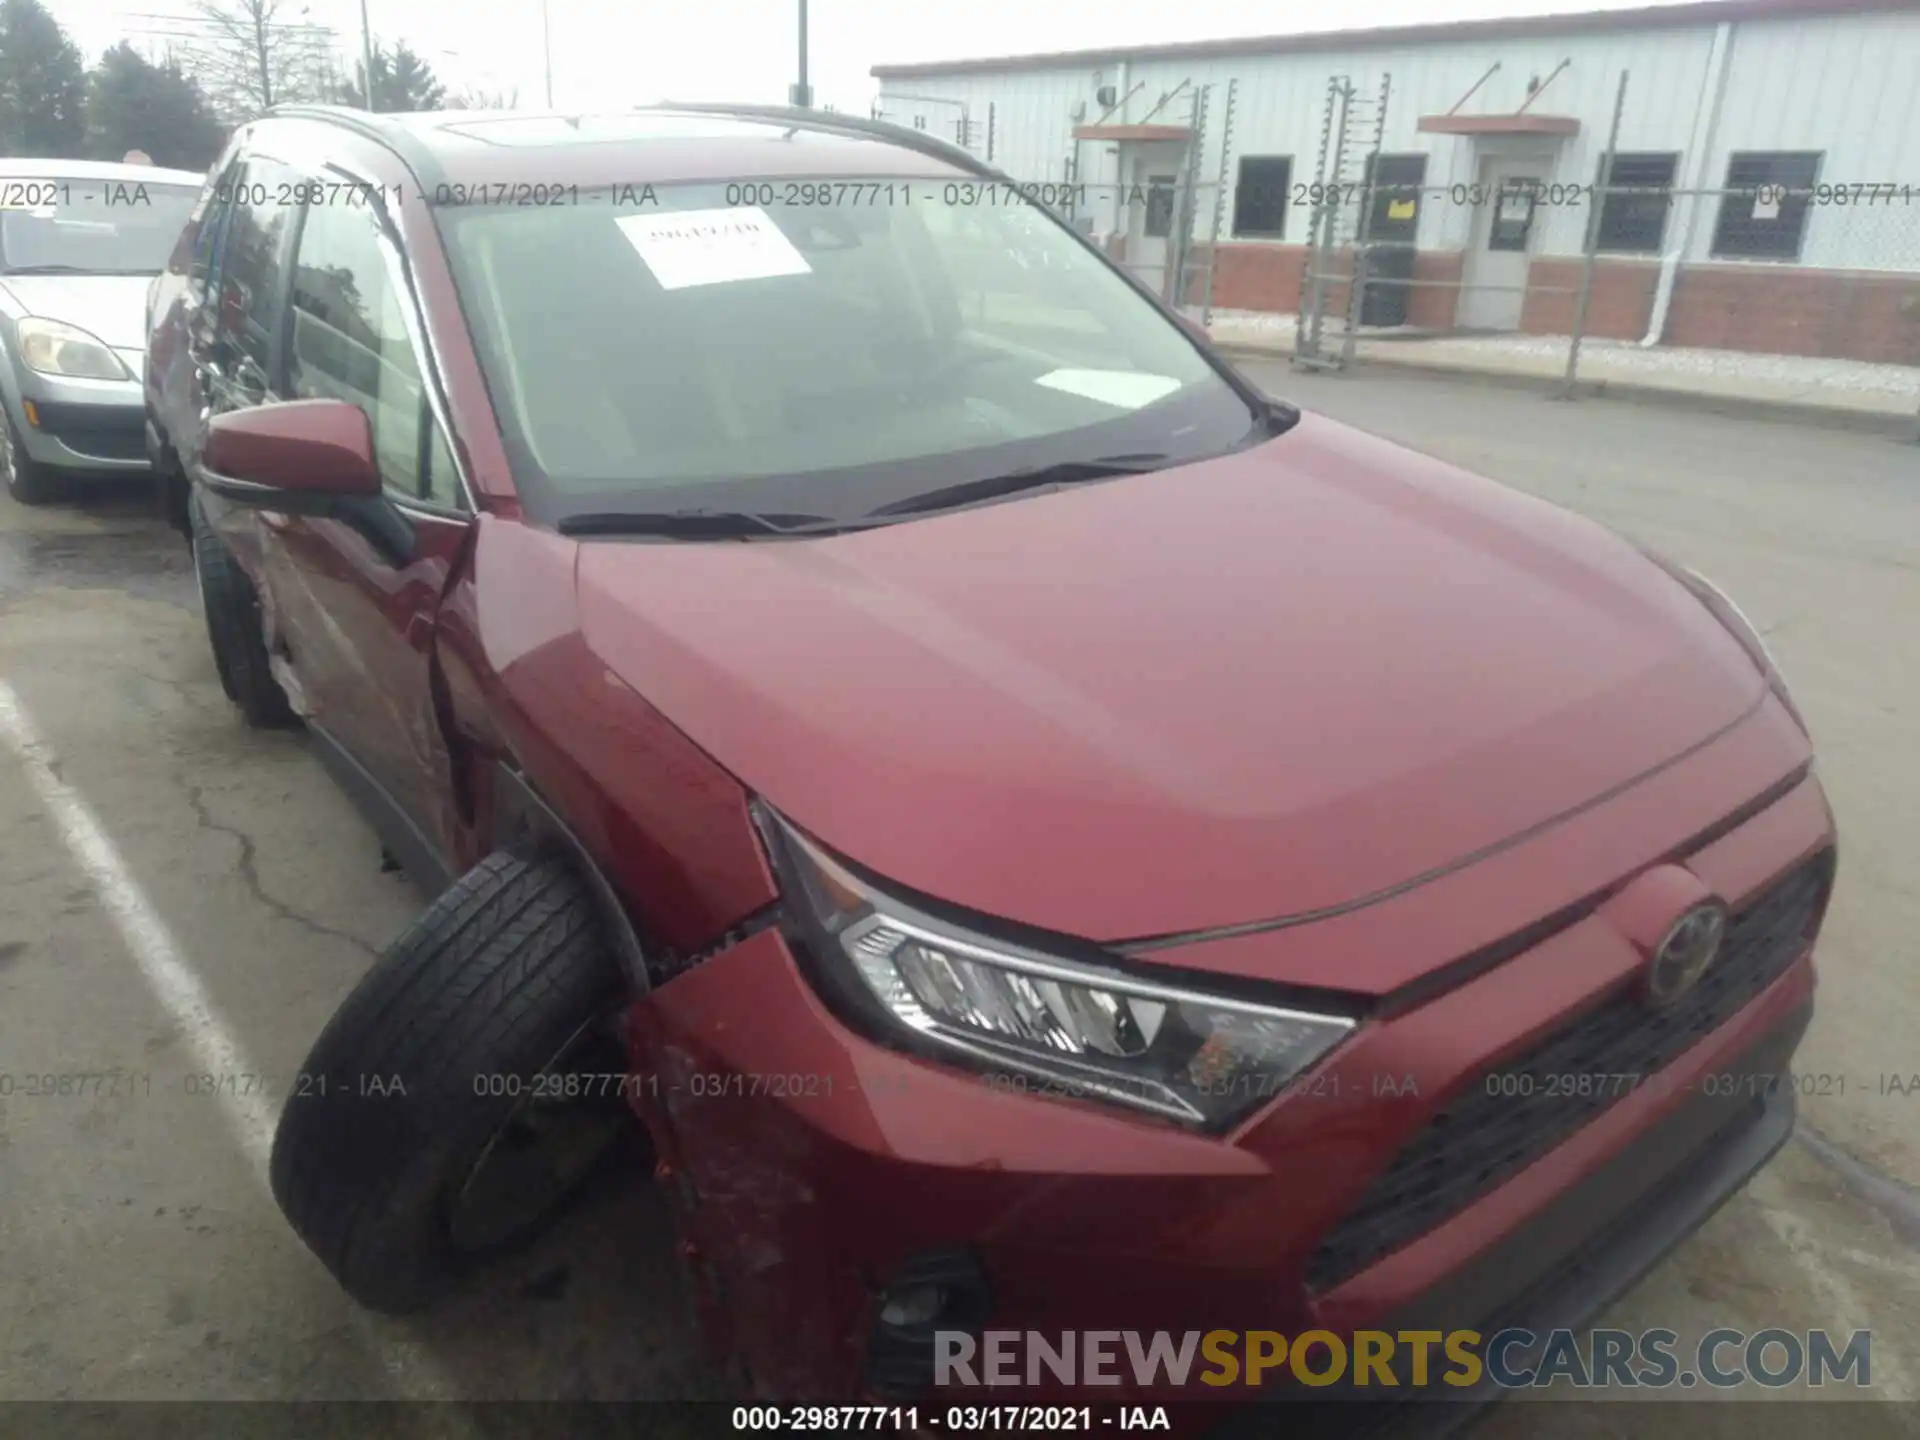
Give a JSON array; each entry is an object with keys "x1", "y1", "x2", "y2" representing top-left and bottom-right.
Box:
[{"x1": 575, "y1": 411, "x2": 1764, "y2": 944}]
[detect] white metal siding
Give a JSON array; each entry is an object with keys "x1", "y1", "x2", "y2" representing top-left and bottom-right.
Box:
[
  {"x1": 876, "y1": 8, "x2": 1920, "y2": 272},
  {"x1": 1701, "y1": 10, "x2": 1920, "y2": 268}
]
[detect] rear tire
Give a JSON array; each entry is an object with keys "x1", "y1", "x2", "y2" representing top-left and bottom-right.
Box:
[
  {"x1": 1, "y1": 408, "x2": 60, "y2": 506},
  {"x1": 189, "y1": 491, "x2": 297, "y2": 728},
  {"x1": 151, "y1": 429, "x2": 192, "y2": 539},
  {"x1": 268, "y1": 850, "x2": 631, "y2": 1314}
]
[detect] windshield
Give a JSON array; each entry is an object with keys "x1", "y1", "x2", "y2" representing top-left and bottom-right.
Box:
[
  {"x1": 435, "y1": 177, "x2": 1262, "y2": 524},
  {"x1": 0, "y1": 179, "x2": 199, "y2": 275}
]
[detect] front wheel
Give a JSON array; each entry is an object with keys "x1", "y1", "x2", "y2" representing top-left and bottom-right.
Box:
[
  {"x1": 268, "y1": 850, "x2": 634, "y2": 1314},
  {"x1": 0, "y1": 407, "x2": 60, "y2": 505}
]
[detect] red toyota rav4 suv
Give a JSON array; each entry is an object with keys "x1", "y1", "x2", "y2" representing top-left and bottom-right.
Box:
[{"x1": 145, "y1": 104, "x2": 1834, "y2": 1418}]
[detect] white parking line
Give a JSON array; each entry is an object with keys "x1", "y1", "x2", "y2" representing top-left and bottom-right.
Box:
[
  {"x1": 0, "y1": 679, "x2": 459, "y2": 1402},
  {"x1": 0, "y1": 680, "x2": 280, "y2": 1179},
  {"x1": 1750, "y1": 1170, "x2": 1915, "y2": 1399}
]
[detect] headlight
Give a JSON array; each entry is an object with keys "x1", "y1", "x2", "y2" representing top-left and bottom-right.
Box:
[
  {"x1": 759, "y1": 807, "x2": 1356, "y2": 1131},
  {"x1": 17, "y1": 318, "x2": 131, "y2": 380},
  {"x1": 1639, "y1": 547, "x2": 1809, "y2": 737}
]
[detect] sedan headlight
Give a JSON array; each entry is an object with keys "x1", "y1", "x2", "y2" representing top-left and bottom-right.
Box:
[
  {"x1": 759, "y1": 807, "x2": 1356, "y2": 1131},
  {"x1": 17, "y1": 318, "x2": 131, "y2": 380},
  {"x1": 1640, "y1": 547, "x2": 1809, "y2": 737}
]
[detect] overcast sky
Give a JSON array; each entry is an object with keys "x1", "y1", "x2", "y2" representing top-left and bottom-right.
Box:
[{"x1": 50, "y1": 0, "x2": 1663, "y2": 114}]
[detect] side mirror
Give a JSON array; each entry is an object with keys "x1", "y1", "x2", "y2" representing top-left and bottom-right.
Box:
[
  {"x1": 201, "y1": 398, "x2": 415, "y2": 563},
  {"x1": 202, "y1": 398, "x2": 381, "y2": 505}
]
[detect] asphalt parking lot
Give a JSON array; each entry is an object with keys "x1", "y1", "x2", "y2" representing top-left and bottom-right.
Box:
[{"x1": 1, "y1": 364, "x2": 1917, "y2": 1437}]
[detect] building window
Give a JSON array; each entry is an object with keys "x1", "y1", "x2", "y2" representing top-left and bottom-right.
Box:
[
  {"x1": 1144, "y1": 174, "x2": 1177, "y2": 239},
  {"x1": 1365, "y1": 153, "x2": 1426, "y2": 243},
  {"x1": 1232, "y1": 155, "x2": 1291, "y2": 239},
  {"x1": 1711, "y1": 151, "x2": 1821, "y2": 260},
  {"x1": 1595, "y1": 152, "x2": 1678, "y2": 253}
]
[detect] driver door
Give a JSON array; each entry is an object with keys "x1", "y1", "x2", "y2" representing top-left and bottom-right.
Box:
[{"x1": 263, "y1": 179, "x2": 475, "y2": 884}]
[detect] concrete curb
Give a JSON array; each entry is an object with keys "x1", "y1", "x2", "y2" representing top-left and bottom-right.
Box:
[{"x1": 1212, "y1": 342, "x2": 1920, "y2": 441}]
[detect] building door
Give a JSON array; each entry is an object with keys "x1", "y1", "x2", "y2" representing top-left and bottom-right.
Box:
[
  {"x1": 1121, "y1": 143, "x2": 1186, "y2": 301},
  {"x1": 1457, "y1": 152, "x2": 1552, "y2": 331}
]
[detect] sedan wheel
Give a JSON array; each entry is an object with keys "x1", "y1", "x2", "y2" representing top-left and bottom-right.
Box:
[{"x1": 0, "y1": 409, "x2": 60, "y2": 506}]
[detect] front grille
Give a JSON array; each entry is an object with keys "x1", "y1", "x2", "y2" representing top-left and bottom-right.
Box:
[
  {"x1": 58, "y1": 429, "x2": 147, "y2": 461},
  {"x1": 1304, "y1": 847, "x2": 1834, "y2": 1292}
]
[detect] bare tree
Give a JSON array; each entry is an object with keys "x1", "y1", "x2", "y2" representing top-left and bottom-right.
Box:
[{"x1": 174, "y1": 0, "x2": 333, "y2": 121}]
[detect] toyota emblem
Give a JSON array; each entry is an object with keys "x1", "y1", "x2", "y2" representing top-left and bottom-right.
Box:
[{"x1": 1644, "y1": 901, "x2": 1729, "y2": 1007}]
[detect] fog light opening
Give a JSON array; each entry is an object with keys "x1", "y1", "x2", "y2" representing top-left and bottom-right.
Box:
[
  {"x1": 864, "y1": 1248, "x2": 993, "y2": 1401},
  {"x1": 878, "y1": 1283, "x2": 949, "y2": 1330}
]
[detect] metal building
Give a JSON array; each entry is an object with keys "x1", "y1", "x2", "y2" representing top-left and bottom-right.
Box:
[{"x1": 870, "y1": 0, "x2": 1920, "y2": 364}]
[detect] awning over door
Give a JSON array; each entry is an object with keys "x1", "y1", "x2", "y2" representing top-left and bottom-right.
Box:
[{"x1": 1071, "y1": 123, "x2": 1192, "y2": 142}]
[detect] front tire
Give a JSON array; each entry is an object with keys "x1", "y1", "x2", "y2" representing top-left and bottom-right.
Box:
[
  {"x1": 268, "y1": 850, "x2": 632, "y2": 1314},
  {"x1": 152, "y1": 432, "x2": 192, "y2": 539},
  {"x1": 1, "y1": 407, "x2": 60, "y2": 506},
  {"x1": 189, "y1": 492, "x2": 297, "y2": 728}
]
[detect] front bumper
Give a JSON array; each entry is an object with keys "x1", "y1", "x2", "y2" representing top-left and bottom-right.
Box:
[
  {"x1": 8, "y1": 359, "x2": 150, "y2": 474},
  {"x1": 1213, "y1": 1006, "x2": 1806, "y2": 1437},
  {"x1": 624, "y1": 771, "x2": 1834, "y2": 1410}
]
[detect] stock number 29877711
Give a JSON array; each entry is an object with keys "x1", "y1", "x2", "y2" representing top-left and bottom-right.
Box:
[{"x1": 725, "y1": 181, "x2": 919, "y2": 207}]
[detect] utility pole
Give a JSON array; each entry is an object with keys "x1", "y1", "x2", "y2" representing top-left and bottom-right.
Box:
[
  {"x1": 789, "y1": 0, "x2": 811, "y2": 107},
  {"x1": 542, "y1": 0, "x2": 553, "y2": 107},
  {"x1": 358, "y1": 0, "x2": 376, "y2": 110}
]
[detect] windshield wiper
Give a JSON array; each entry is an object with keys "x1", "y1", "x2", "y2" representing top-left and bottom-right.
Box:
[
  {"x1": 1, "y1": 264, "x2": 94, "y2": 275},
  {"x1": 557, "y1": 508, "x2": 875, "y2": 539},
  {"x1": 866, "y1": 453, "x2": 1171, "y2": 520}
]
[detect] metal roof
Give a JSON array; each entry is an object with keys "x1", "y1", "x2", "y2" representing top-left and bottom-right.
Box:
[{"x1": 870, "y1": 0, "x2": 1909, "y2": 78}]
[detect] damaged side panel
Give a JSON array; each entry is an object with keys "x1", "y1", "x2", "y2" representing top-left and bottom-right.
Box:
[{"x1": 433, "y1": 515, "x2": 783, "y2": 972}]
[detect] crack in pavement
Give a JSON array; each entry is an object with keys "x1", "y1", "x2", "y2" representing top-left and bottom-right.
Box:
[{"x1": 181, "y1": 780, "x2": 379, "y2": 957}]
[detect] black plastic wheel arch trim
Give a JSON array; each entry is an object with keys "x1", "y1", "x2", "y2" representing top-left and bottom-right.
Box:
[{"x1": 489, "y1": 763, "x2": 653, "y2": 995}]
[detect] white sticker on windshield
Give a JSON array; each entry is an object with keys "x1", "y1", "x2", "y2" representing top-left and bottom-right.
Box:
[
  {"x1": 1034, "y1": 369, "x2": 1184, "y2": 409},
  {"x1": 615, "y1": 206, "x2": 811, "y2": 290}
]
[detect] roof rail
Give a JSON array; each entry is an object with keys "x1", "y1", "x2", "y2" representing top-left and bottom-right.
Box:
[
  {"x1": 259, "y1": 103, "x2": 448, "y2": 191},
  {"x1": 647, "y1": 102, "x2": 1000, "y2": 181}
]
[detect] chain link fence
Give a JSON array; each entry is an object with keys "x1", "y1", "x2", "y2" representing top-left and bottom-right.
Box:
[
  {"x1": 846, "y1": 86, "x2": 1920, "y2": 432},
  {"x1": 914, "y1": 174, "x2": 1920, "y2": 355},
  {"x1": 871, "y1": 74, "x2": 1920, "y2": 420},
  {"x1": 1176, "y1": 181, "x2": 1920, "y2": 351},
  {"x1": 1145, "y1": 173, "x2": 1920, "y2": 425}
]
